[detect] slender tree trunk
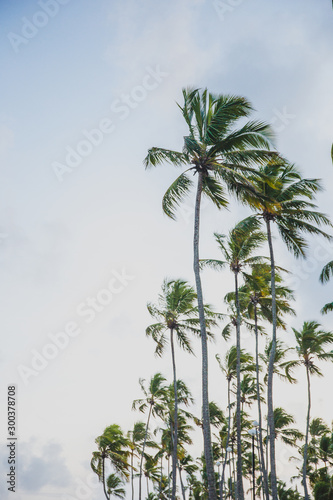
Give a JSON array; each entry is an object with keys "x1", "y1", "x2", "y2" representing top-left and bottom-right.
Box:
[
  {"x1": 131, "y1": 449, "x2": 134, "y2": 500},
  {"x1": 139, "y1": 403, "x2": 153, "y2": 500},
  {"x1": 193, "y1": 171, "x2": 217, "y2": 500},
  {"x1": 168, "y1": 456, "x2": 171, "y2": 499},
  {"x1": 221, "y1": 379, "x2": 232, "y2": 500},
  {"x1": 265, "y1": 420, "x2": 269, "y2": 478},
  {"x1": 232, "y1": 447, "x2": 237, "y2": 499},
  {"x1": 102, "y1": 454, "x2": 110, "y2": 500},
  {"x1": 265, "y1": 219, "x2": 278, "y2": 500},
  {"x1": 160, "y1": 455, "x2": 163, "y2": 499},
  {"x1": 234, "y1": 271, "x2": 245, "y2": 500},
  {"x1": 254, "y1": 304, "x2": 270, "y2": 500},
  {"x1": 170, "y1": 328, "x2": 178, "y2": 500},
  {"x1": 303, "y1": 365, "x2": 311, "y2": 500},
  {"x1": 178, "y1": 463, "x2": 186, "y2": 500},
  {"x1": 228, "y1": 455, "x2": 232, "y2": 499},
  {"x1": 255, "y1": 432, "x2": 264, "y2": 500}
]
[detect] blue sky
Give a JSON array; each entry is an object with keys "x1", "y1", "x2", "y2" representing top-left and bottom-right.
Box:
[{"x1": 1, "y1": 0, "x2": 333, "y2": 498}]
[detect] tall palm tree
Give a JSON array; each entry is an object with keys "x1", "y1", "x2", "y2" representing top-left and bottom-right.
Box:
[
  {"x1": 143, "y1": 453, "x2": 160, "y2": 496},
  {"x1": 283, "y1": 321, "x2": 333, "y2": 499},
  {"x1": 247, "y1": 160, "x2": 332, "y2": 498},
  {"x1": 144, "y1": 87, "x2": 275, "y2": 500},
  {"x1": 201, "y1": 217, "x2": 266, "y2": 496},
  {"x1": 216, "y1": 346, "x2": 256, "y2": 499},
  {"x1": 91, "y1": 424, "x2": 129, "y2": 500},
  {"x1": 307, "y1": 417, "x2": 331, "y2": 475},
  {"x1": 132, "y1": 373, "x2": 168, "y2": 500},
  {"x1": 127, "y1": 422, "x2": 148, "y2": 500},
  {"x1": 146, "y1": 278, "x2": 216, "y2": 499},
  {"x1": 178, "y1": 452, "x2": 199, "y2": 500},
  {"x1": 238, "y1": 262, "x2": 295, "y2": 500}
]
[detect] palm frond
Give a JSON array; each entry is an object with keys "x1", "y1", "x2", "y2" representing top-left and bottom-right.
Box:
[
  {"x1": 320, "y1": 260, "x2": 333, "y2": 284},
  {"x1": 144, "y1": 147, "x2": 188, "y2": 168},
  {"x1": 162, "y1": 171, "x2": 193, "y2": 219}
]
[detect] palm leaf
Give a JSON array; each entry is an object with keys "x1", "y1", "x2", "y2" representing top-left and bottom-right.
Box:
[
  {"x1": 162, "y1": 172, "x2": 193, "y2": 219},
  {"x1": 144, "y1": 147, "x2": 188, "y2": 168}
]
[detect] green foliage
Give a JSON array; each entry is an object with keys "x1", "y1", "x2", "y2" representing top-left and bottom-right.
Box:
[
  {"x1": 144, "y1": 87, "x2": 276, "y2": 221},
  {"x1": 248, "y1": 161, "x2": 332, "y2": 258}
]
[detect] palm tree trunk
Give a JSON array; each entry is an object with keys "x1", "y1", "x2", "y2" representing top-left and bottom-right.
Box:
[
  {"x1": 303, "y1": 365, "x2": 311, "y2": 500},
  {"x1": 131, "y1": 449, "x2": 134, "y2": 500},
  {"x1": 178, "y1": 463, "x2": 186, "y2": 500},
  {"x1": 234, "y1": 271, "x2": 245, "y2": 500},
  {"x1": 193, "y1": 171, "x2": 216, "y2": 500},
  {"x1": 168, "y1": 456, "x2": 171, "y2": 498},
  {"x1": 231, "y1": 447, "x2": 237, "y2": 499},
  {"x1": 265, "y1": 218, "x2": 278, "y2": 500},
  {"x1": 265, "y1": 420, "x2": 269, "y2": 477},
  {"x1": 228, "y1": 455, "x2": 232, "y2": 499},
  {"x1": 160, "y1": 455, "x2": 163, "y2": 499},
  {"x1": 221, "y1": 379, "x2": 232, "y2": 500},
  {"x1": 254, "y1": 304, "x2": 270, "y2": 500},
  {"x1": 170, "y1": 328, "x2": 178, "y2": 500},
  {"x1": 102, "y1": 454, "x2": 110, "y2": 500},
  {"x1": 139, "y1": 403, "x2": 153, "y2": 500}
]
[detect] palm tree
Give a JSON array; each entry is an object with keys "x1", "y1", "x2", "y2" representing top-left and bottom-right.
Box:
[
  {"x1": 201, "y1": 217, "x2": 266, "y2": 496},
  {"x1": 283, "y1": 321, "x2": 333, "y2": 499},
  {"x1": 127, "y1": 422, "x2": 147, "y2": 500},
  {"x1": 247, "y1": 160, "x2": 332, "y2": 498},
  {"x1": 154, "y1": 379, "x2": 195, "y2": 499},
  {"x1": 236, "y1": 373, "x2": 262, "y2": 411},
  {"x1": 272, "y1": 408, "x2": 304, "y2": 448},
  {"x1": 260, "y1": 339, "x2": 297, "y2": 386},
  {"x1": 132, "y1": 373, "x2": 168, "y2": 500},
  {"x1": 146, "y1": 278, "x2": 216, "y2": 499},
  {"x1": 178, "y1": 452, "x2": 199, "y2": 500},
  {"x1": 144, "y1": 87, "x2": 275, "y2": 500},
  {"x1": 143, "y1": 453, "x2": 160, "y2": 496},
  {"x1": 277, "y1": 480, "x2": 303, "y2": 500},
  {"x1": 307, "y1": 417, "x2": 332, "y2": 475},
  {"x1": 91, "y1": 424, "x2": 129, "y2": 500},
  {"x1": 106, "y1": 474, "x2": 126, "y2": 499},
  {"x1": 216, "y1": 346, "x2": 256, "y2": 499},
  {"x1": 313, "y1": 471, "x2": 333, "y2": 500},
  {"x1": 238, "y1": 262, "x2": 295, "y2": 500}
]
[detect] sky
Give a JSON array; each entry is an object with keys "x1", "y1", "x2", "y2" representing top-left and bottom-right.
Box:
[{"x1": 1, "y1": 0, "x2": 333, "y2": 498}]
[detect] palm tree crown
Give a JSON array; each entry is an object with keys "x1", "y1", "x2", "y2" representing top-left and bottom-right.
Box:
[
  {"x1": 146, "y1": 278, "x2": 217, "y2": 356},
  {"x1": 248, "y1": 161, "x2": 332, "y2": 257},
  {"x1": 144, "y1": 88, "x2": 276, "y2": 221}
]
